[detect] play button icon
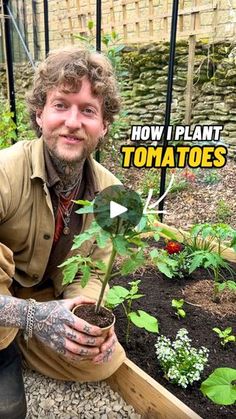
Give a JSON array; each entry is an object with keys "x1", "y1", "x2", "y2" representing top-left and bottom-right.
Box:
[
  {"x1": 110, "y1": 201, "x2": 127, "y2": 219},
  {"x1": 94, "y1": 185, "x2": 143, "y2": 233}
]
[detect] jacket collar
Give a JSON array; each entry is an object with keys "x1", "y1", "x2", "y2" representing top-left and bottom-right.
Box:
[{"x1": 30, "y1": 137, "x2": 47, "y2": 182}]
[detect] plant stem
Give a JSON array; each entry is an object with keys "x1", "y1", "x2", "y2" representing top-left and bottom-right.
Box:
[
  {"x1": 125, "y1": 300, "x2": 132, "y2": 345},
  {"x1": 95, "y1": 245, "x2": 117, "y2": 313}
]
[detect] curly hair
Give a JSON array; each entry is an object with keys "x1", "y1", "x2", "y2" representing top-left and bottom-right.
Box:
[{"x1": 27, "y1": 47, "x2": 121, "y2": 137}]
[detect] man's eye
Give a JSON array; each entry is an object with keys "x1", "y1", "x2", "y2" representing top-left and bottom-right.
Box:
[
  {"x1": 54, "y1": 103, "x2": 66, "y2": 109},
  {"x1": 83, "y1": 108, "x2": 95, "y2": 115}
]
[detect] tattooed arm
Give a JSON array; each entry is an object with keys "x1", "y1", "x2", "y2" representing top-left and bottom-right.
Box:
[{"x1": 0, "y1": 295, "x2": 106, "y2": 362}]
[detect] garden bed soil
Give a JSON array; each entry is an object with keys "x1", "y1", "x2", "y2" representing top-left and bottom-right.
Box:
[{"x1": 112, "y1": 267, "x2": 236, "y2": 419}]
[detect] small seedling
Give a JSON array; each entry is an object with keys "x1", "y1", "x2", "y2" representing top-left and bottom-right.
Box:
[
  {"x1": 212, "y1": 326, "x2": 236, "y2": 347},
  {"x1": 105, "y1": 280, "x2": 158, "y2": 344},
  {"x1": 171, "y1": 298, "x2": 186, "y2": 319}
]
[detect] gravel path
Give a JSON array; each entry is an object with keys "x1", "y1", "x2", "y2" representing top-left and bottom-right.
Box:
[{"x1": 23, "y1": 367, "x2": 141, "y2": 419}]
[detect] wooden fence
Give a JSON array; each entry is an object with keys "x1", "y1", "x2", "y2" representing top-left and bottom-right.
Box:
[
  {"x1": 23, "y1": 0, "x2": 236, "y2": 57},
  {"x1": 1, "y1": 1, "x2": 236, "y2": 61}
]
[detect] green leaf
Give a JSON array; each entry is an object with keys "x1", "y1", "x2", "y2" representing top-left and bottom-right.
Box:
[
  {"x1": 76, "y1": 206, "x2": 94, "y2": 214},
  {"x1": 129, "y1": 294, "x2": 145, "y2": 300},
  {"x1": 71, "y1": 222, "x2": 101, "y2": 249},
  {"x1": 200, "y1": 368, "x2": 236, "y2": 405},
  {"x1": 72, "y1": 231, "x2": 92, "y2": 249},
  {"x1": 172, "y1": 299, "x2": 184, "y2": 309},
  {"x1": 129, "y1": 310, "x2": 159, "y2": 333},
  {"x1": 121, "y1": 251, "x2": 145, "y2": 275},
  {"x1": 224, "y1": 327, "x2": 233, "y2": 335},
  {"x1": 225, "y1": 336, "x2": 235, "y2": 343},
  {"x1": 94, "y1": 260, "x2": 107, "y2": 273},
  {"x1": 74, "y1": 199, "x2": 93, "y2": 206},
  {"x1": 213, "y1": 327, "x2": 222, "y2": 336},
  {"x1": 217, "y1": 282, "x2": 226, "y2": 292},
  {"x1": 157, "y1": 262, "x2": 174, "y2": 278},
  {"x1": 80, "y1": 264, "x2": 91, "y2": 288},
  {"x1": 61, "y1": 260, "x2": 78, "y2": 285},
  {"x1": 225, "y1": 280, "x2": 236, "y2": 291},
  {"x1": 113, "y1": 235, "x2": 129, "y2": 255},
  {"x1": 105, "y1": 286, "x2": 129, "y2": 307},
  {"x1": 178, "y1": 309, "x2": 186, "y2": 318},
  {"x1": 88, "y1": 20, "x2": 94, "y2": 30},
  {"x1": 189, "y1": 253, "x2": 205, "y2": 273},
  {"x1": 153, "y1": 233, "x2": 160, "y2": 242},
  {"x1": 160, "y1": 227, "x2": 179, "y2": 241},
  {"x1": 96, "y1": 230, "x2": 110, "y2": 248},
  {"x1": 136, "y1": 216, "x2": 147, "y2": 232}
]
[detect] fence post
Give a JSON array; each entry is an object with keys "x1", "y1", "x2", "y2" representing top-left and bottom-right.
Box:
[
  {"x1": 2, "y1": 0, "x2": 17, "y2": 133},
  {"x1": 184, "y1": 34, "x2": 196, "y2": 125}
]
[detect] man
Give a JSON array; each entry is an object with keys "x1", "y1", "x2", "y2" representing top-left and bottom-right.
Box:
[{"x1": 0, "y1": 47, "x2": 126, "y2": 419}]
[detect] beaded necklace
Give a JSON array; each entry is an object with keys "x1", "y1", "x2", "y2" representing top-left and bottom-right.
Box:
[{"x1": 56, "y1": 175, "x2": 82, "y2": 236}]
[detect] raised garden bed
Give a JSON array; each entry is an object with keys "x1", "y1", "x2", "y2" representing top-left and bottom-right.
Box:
[{"x1": 107, "y1": 224, "x2": 236, "y2": 419}]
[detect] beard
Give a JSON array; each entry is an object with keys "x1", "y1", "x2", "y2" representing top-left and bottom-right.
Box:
[{"x1": 43, "y1": 129, "x2": 100, "y2": 164}]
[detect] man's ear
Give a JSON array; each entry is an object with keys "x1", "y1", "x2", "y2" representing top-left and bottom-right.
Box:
[
  {"x1": 35, "y1": 110, "x2": 42, "y2": 128},
  {"x1": 102, "y1": 120, "x2": 108, "y2": 137}
]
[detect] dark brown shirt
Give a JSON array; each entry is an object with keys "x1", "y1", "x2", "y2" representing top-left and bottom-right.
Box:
[{"x1": 39, "y1": 145, "x2": 98, "y2": 289}]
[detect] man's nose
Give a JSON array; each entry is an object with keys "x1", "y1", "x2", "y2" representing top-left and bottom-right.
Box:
[{"x1": 64, "y1": 109, "x2": 82, "y2": 130}]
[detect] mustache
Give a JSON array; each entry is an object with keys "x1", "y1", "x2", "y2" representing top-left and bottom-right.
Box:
[{"x1": 58, "y1": 131, "x2": 88, "y2": 141}]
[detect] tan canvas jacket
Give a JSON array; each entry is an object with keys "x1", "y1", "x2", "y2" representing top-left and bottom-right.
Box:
[{"x1": 0, "y1": 137, "x2": 120, "y2": 314}]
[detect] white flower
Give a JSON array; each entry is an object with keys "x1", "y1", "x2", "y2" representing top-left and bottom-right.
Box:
[{"x1": 155, "y1": 328, "x2": 209, "y2": 388}]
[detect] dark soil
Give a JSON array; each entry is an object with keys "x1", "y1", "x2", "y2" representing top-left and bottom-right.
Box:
[
  {"x1": 112, "y1": 268, "x2": 236, "y2": 419},
  {"x1": 73, "y1": 304, "x2": 114, "y2": 328}
]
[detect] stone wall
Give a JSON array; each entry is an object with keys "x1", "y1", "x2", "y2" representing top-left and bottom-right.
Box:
[{"x1": 120, "y1": 41, "x2": 236, "y2": 157}]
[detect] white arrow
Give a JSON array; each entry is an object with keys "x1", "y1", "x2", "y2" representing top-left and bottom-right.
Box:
[
  {"x1": 143, "y1": 174, "x2": 175, "y2": 215},
  {"x1": 110, "y1": 201, "x2": 128, "y2": 219}
]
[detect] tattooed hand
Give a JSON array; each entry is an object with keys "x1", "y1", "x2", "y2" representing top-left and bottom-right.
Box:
[
  {"x1": 32, "y1": 296, "x2": 105, "y2": 362},
  {"x1": 92, "y1": 326, "x2": 117, "y2": 364}
]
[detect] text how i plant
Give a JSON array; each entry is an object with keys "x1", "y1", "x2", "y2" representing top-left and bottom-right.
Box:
[{"x1": 121, "y1": 124, "x2": 227, "y2": 168}]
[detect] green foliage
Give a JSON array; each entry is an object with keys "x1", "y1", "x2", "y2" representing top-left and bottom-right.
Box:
[
  {"x1": 188, "y1": 250, "x2": 227, "y2": 273},
  {"x1": 150, "y1": 249, "x2": 178, "y2": 278},
  {"x1": 179, "y1": 223, "x2": 236, "y2": 301},
  {"x1": 171, "y1": 298, "x2": 186, "y2": 319},
  {"x1": 200, "y1": 368, "x2": 236, "y2": 405},
  {"x1": 215, "y1": 280, "x2": 236, "y2": 293},
  {"x1": 187, "y1": 223, "x2": 236, "y2": 253},
  {"x1": 0, "y1": 98, "x2": 35, "y2": 149},
  {"x1": 213, "y1": 326, "x2": 235, "y2": 347},
  {"x1": 59, "y1": 255, "x2": 106, "y2": 288},
  {"x1": 139, "y1": 168, "x2": 160, "y2": 196},
  {"x1": 129, "y1": 310, "x2": 158, "y2": 333},
  {"x1": 216, "y1": 199, "x2": 233, "y2": 223},
  {"x1": 202, "y1": 169, "x2": 220, "y2": 185},
  {"x1": 105, "y1": 280, "x2": 158, "y2": 343},
  {"x1": 167, "y1": 248, "x2": 192, "y2": 279},
  {"x1": 0, "y1": 100, "x2": 17, "y2": 148},
  {"x1": 61, "y1": 200, "x2": 161, "y2": 313},
  {"x1": 15, "y1": 100, "x2": 35, "y2": 140}
]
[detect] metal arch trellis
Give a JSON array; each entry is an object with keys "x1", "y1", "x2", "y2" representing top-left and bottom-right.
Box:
[
  {"x1": 2, "y1": 0, "x2": 179, "y2": 219},
  {"x1": 93, "y1": 0, "x2": 180, "y2": 219}
]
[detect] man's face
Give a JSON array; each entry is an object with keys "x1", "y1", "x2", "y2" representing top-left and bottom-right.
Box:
[{"x1": 36, "y1": 78, "x2": 107, "y2": 163}]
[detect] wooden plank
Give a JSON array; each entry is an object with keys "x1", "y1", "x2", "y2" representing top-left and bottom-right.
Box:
[
  {"x1": 185, "y1": 34, "x2": 196, "y2": 125},
  {"x1": 160, "y1": 2, "x2": 217, "y2": 18},
  {"x1": 106, "y1": 358, "x2": 202, "y2": 419},
  {"x1": 185, "y1": 0, "x2": 198, "y2": 125}
]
